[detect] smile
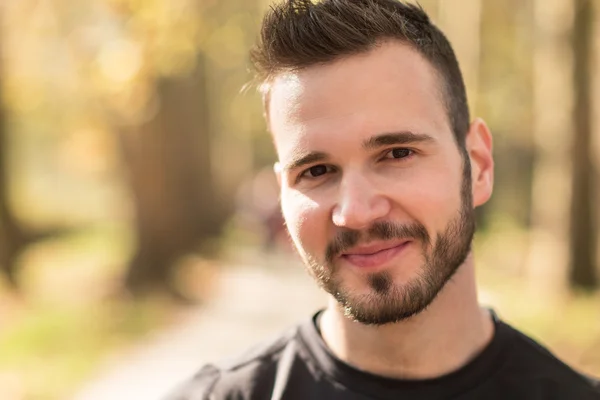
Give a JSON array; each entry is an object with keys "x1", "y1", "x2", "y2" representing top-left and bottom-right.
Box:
[{"x1": 340, "y1": 241, "x2": 411, "y2": 269}]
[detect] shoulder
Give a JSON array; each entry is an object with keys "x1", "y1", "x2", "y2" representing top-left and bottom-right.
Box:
[
  {"x1": 166, "y1": 364, "x2": 221, "y2": 400},
  {"x1": 584, "y1": 375, "x2": 600, "y2": 392},
  {"x1": 500, "y1": 321, "x2": 600, "y2": 397},
  {"x1": 164, "y1": 326, "x2": 300, "y2": 400}
]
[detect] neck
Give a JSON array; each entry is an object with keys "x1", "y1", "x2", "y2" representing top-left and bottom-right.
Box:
[{"x1": 319, "y1": 254, "x2": 494, "y2": 380}]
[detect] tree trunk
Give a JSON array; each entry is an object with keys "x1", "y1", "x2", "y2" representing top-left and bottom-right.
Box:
[
  {"x1": 526, "y1": 0, "x2": 573, "y2": 297},
  {"x1": 569, "y1": 0, "x2": 597, "y2": 290},
  {"x1": 120, "y1": 54, "x2": 226, "y2": 296},
  {"x1": 0, "y1": 30, "x2": 28, "y2": 289},
  {"x1": 0, "y1": 96, "x2": 27, "y2": 288}
]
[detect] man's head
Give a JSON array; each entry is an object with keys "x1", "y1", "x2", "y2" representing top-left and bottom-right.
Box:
[{"x1": 251, "y1": 0, "x2": 494, "y2": 325}]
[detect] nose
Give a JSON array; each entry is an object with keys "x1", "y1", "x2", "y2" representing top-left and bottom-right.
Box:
[{"x1": 332, "y1": 171, "x2": 391, "y2": 230}]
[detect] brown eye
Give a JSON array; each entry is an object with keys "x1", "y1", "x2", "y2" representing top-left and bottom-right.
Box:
[
  {"x1": 306, "y1": 165, "x2": 328, "y2": 177},
  {"x1": 390, "y1": 148, "x2": 412, "y2": 158},
  {"x1": 299, "y1": 164, "x2": 333, "y2": 181}
]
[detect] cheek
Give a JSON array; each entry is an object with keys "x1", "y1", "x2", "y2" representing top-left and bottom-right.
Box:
[
  {"x1": 281, "y1": 190, "x2": 328, "y2": 253},
  {"x1": 391, "y1": 167, "x2": 462, "y2": 230}
]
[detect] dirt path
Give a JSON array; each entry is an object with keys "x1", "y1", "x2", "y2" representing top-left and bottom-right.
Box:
[{"x1": 73, "y1": 256, "x2": 326, "y2": 400}]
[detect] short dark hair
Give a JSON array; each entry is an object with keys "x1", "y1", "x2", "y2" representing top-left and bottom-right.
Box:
[{"x1": 250, "y1": 0, "x2": 470, "y2": 147}]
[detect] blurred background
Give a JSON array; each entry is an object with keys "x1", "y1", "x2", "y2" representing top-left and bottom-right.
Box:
[{"x1": 0, "y1": 0, "x2": 599, "y2": 398}]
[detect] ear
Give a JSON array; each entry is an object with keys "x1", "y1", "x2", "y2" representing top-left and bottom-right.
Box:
[
  {"x1": 466, "y1": 118, "x2": 494, "y2": 207},
  {"x1": 274, "y1": 162, "x2": 282, "y2": 187}
]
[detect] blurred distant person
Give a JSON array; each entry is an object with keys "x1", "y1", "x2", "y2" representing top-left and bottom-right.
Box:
[
  {"x1": 169, "y1": 1, "x2": 600, "y2": 399},
  {"x1": 235, "y1": 166, "x2": 287, "y2": 251}
]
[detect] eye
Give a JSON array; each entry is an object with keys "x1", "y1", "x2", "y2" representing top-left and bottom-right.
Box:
[
  {"x1": 384, "y1": 148, "x2": 413, "y2": 159},
  {"x1": 300, "y1": 164, "x2": 333, "y2": 179}
]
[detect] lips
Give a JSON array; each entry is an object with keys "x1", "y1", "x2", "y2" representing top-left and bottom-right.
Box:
[{"x1": 341, "y1": 240, "x2": 410, "y2": 269}]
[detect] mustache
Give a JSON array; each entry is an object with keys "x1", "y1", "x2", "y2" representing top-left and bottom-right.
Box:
[{"x1": 325, "y1": 221, "x2": 431, "y2": 264}]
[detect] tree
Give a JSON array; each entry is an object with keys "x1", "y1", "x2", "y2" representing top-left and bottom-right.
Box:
[
  {"x1": 0, "y1": 62, "x2": 27, "y2": 288},
  {"x1": 119, "y1": 54, "x2": 226, "y2": 297},
  {"x1": 527, "y1": 0, "x2": 574, "y2": 296},
  {"x1": 86, "y1": 0, "x2": 263, "y2": 298},
  {"x1": 569, "y1": 0, "x2": 597, "y2": 290}
]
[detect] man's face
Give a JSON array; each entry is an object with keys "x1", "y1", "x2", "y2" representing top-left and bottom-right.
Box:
[{"x1": 269, "y1": 42, "x2": 485, "y2": 325}]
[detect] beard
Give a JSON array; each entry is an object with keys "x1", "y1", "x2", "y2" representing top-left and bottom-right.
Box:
[{"x1": 300, "y1": 156, "x2": 476, "y2": 325}]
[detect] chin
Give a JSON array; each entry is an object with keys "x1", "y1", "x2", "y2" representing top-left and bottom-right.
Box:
[{"x1": 329, "y1": 269, "x2": 448, "y2": 326}]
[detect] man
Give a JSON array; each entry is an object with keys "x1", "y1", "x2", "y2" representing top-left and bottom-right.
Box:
[{"x1": 169, "y1": 0, "x2": 600, "y2": 399}]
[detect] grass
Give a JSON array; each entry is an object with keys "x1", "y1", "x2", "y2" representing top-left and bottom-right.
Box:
[
  {"x1": 0, "y1": 299, "x2": 173, "y2": 400},
  {"x1": 0, "y1": 224, "x2": 178, "y2": 400}
]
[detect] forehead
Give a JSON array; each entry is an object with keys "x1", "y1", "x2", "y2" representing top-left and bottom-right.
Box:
[{"x1": 268, "y1": 41, "x2": 453, "y2": 160}]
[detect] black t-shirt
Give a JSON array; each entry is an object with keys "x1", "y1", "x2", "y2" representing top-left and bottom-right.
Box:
[{"x1": 167, "y1": 310, "x2": 600, "y2": 399}]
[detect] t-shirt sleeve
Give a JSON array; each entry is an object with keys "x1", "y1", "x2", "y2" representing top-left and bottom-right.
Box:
[
  {"x1": 585, "y1": 374, "x2": 600, "y2": 392},
  {"x1": 164, "y1": 364, "x2": 221, "y2": 400}
]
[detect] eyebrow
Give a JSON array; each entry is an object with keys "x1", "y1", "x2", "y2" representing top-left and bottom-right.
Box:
[
  {"x1": 283, "y1": 151, "x2": 329, "y2": 172},
  {"x1": 282, "y1": 131, "x2": 435, "y2": 173},
  {"x1": 362, "y1": 131, "x2": 435, "y2": 150}
]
